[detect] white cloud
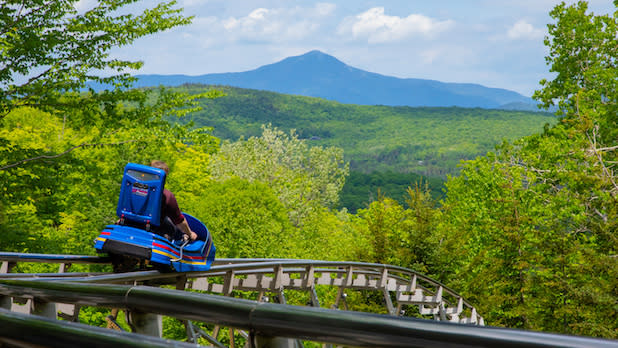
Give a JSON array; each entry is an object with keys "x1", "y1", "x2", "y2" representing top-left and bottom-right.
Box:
[
  {"x1": 218, "y1": 3, "x2": 335, "y2": 43},
  {"x1": 507, "y1": 20, "x2": 544, "y2": 40},
  {"x1": 74, "y1": 0, "x2": 98, "y2": 13},
  {"x1": 419, "y1": 49, "x2": 440, "y2": 65},
  {"x1": 338, "y1": 7, "x2": 454, "y2": 43},
  {"x1": 315, "y1": 3, "x2": 337, "y2": 17},
  {"x1": 177, "y1": 0, "x2": 204, "y2": 8},
  {"x1": 112, "y1": 1, "x2": 583, "y2": 96}
]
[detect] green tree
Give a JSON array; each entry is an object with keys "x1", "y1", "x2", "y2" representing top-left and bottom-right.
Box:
[
  {"x1": 403, "y1": 183, "x2": 439, "y2": 273},
  {"x1": 0, "y1": 104, "x2": 217, "y2": 254},
  {"x1": 532, "y1": 3, "x2": 617, "y2": 335},
  {"x1": 354, "y1": 184, "x2": 438, "y2": 273},
  {"x1": 186, "y1": 178, "x2": 295, "y2": 258},
  {"x1": 295, "y1": 207, "x2": 366, "y2": 262},
  {"x1": 0, "y1": 1, "x2": 221, "y2": 254},
  {"x1": 209, "y1": 125, "x2": 349, "y2": 226},
  {"x1": 435, "y1": 150, "x2": 542, "y2": 329},
  {"x1": 535, "y1": 1, "x2": 617, "y2": 141},
  {"x1": 434, "y1": 1, "x2": 617, "y2": 337},
  {"x1": 439, "y1": 126, "x2": 617, "y2": 336},
  {"x1": 0, "y1": 0, "x2": 219, "y2": 177},
  {"x1": 0, "y1": 0, "x2": 190, "y2": 117}
]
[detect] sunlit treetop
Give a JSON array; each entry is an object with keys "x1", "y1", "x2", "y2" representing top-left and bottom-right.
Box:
[{"x1": 0, "y1": 0, "x2": 191, "y2": 117}]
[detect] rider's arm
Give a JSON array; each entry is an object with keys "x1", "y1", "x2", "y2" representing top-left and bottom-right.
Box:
[{"x1": 176, "y1": 219, "x2": 198, "y2": 241}]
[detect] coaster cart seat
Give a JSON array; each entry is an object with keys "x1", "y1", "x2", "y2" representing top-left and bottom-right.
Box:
[{"x1": 94, "y1": 163, "x2": 215, "y2": 272}]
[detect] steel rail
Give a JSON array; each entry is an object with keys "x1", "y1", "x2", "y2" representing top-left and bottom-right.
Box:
[
  {"x1": 0, "y1": 279, "x2": 616, "y2": 348},
  {"x1": 1, "y1": 255, "x2": 482, "y2": 324},
  {"x1": 0, "y1": 272, "x2": 106, "y2": 279},
  {"x1": 0, "y1": 308, "x2": 206, "y2": 348},
  {"x1": 0, "y1": 253, "x2": 448, "y2": 293},
  {"x1": 1, "y1": 256, "x2": 473, "y2": 308},
  {"x1": 0, "y1": 252, "x2": 287, "y2": 265},
  {"x1": 0, "y1": 252, "x2": 111, "y2": 264}
]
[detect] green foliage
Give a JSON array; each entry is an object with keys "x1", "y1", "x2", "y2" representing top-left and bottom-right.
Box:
[
  {"x1": 78, "y1": 307, "x2": 109, "y2": 328},
  {"x1": 340, "y1": 170, "x2": 444, "y2": 213},
  {"x1": 162, "y1": 316, "x2": 187, "y2": 341},
  {"x1": 0, "y1": 103, "x2": 218, "y2": 254},
  {"x1": 437, "y1": 126, "x2": 617, "y2": 336},
  {"x1": 294, "y1": 207, "x2": 365, "y2": 261},
  {"x1": 0, "y1": 0, "x2": 222, "y2": 256},
  {"x1": 435, "y1": 150, "x2": 539, "y2": 328},
  {"x1": 535, "y1": 2, "x2": 617, "y2": 128},
  {"x1": 353, "y1": 184, "x2": 438, "y2": 274},
  {"x1": 0, "y1": 0, "x2": 191, "y2": 117},
  {"x1": 432, "y1": 2, "x2": 617, "y2": 337},
  {"x1": 184, "y1": 178, "x2": 295, "y2": 258},
  {"x1": 177, "y1": 84, "x2": 556, "y2": 178},
  {"x1": 209, "y1": 125, "x2": 349, "y2": 226}
]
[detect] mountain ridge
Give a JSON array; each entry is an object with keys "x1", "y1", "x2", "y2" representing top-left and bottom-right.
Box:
[{"x1": 131, "y1": 50, "x2": 539, "y2": 110}]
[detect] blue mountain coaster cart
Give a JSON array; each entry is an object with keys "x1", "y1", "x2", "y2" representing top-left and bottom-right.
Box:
[{"x1": 94, "y1": 163, "x2": 215, "y2": 272}]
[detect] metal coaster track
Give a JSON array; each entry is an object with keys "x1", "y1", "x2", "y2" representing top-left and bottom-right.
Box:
[
  {"x1": 0, "y1": 253, "x2": 482, "y2": 324},
  {"x1": 1, "y1": 252, "x2": 617, "y2": 348}
]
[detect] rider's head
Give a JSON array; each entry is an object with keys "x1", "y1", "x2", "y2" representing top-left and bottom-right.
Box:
[{"x1": 150, "y1": 160, "x2": 169, "y2": 175}]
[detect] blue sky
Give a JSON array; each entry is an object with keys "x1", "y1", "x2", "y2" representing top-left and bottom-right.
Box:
[{"x1": 79, "y1": 0, "x2": 615, "y2": 97}]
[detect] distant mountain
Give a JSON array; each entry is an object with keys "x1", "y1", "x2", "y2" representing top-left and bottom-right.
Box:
[{"x1": 129, "y1": 50, "x2": 538, "y2": 110}]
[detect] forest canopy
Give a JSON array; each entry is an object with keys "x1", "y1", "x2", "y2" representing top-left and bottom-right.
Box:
[{"x1": 177, "y1": 84, "x2": 556, "y2": 178}]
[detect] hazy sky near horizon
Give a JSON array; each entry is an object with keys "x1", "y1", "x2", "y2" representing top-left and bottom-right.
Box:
[{"x1": 80, "y1": 0, "x2": 615, "y2": 97}]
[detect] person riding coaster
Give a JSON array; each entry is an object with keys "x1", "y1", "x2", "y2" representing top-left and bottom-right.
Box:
[{"x1": 94, "y1": 162, "x2": 215, "y2": 272}]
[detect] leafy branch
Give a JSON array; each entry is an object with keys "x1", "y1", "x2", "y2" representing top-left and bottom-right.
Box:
[{"x1": 0, "y1": 140, "x2": 136, "y2": 171}]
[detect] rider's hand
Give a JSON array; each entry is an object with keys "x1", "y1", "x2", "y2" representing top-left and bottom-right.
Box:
[{"x1": 189, "y1": 231, "x2": 198, "y2": 241}]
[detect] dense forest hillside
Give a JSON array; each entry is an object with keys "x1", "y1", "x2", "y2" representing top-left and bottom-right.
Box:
[
  {"x1": 340, "y1": 171, "x2": 445, "y2": 212},
  {"x1": 174, "y1": 84, "x2": 556, "y2": 178}
]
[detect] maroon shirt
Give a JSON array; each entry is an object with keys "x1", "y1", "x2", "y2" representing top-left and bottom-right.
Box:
[{"x1": 162, "y1": 189, "x2": 185, "y2": 225}]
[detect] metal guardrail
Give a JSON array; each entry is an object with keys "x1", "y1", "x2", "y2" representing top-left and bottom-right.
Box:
[
  {"x1": 3, "y1": 253, "x2": 618, "y2": 347},
  {"x1": 0, "y1": 307, "x2": 202, "y2": 348},
  {"x1": 0, "y1": 253, "x2": 484, "y2": 325},
  {"x1": 1, "y1": 279, "x2": 617, "y2": 348}
]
